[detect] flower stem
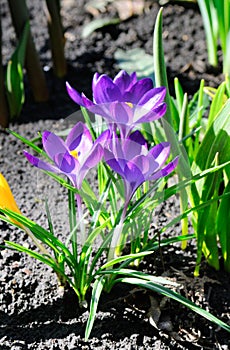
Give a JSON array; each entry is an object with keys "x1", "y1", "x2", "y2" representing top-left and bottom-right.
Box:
[
  {"x1": 76, "y1": 193, "x2": 86, "y2": 245},
  {"x1": 108, "y1": 200, "x2": 129, "y2": 262},
  {"x1": 23, "y1": 226, "x2": 52, "y2": 257}
]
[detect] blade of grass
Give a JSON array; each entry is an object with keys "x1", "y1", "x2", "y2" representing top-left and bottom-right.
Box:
[
  {"x1": 85, "y1": 276, "x2": 106, "y2": 340},
  {"x1": 119, "y1": 277, "x2": 230, "y2": 333}
]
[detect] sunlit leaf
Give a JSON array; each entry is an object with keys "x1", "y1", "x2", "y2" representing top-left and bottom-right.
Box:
[
  {"x1": 81, "y1": 17, "x2": 120, "y2": 38},
  {"x1": 114, "y1": 48, "x2": 154, "y2": 81},
  {"x1": 6, "y1": 21, "x2": 29, "y2": 118}
]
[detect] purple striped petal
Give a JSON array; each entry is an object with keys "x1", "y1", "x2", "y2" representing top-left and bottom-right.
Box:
[
  {"x1": 104, "y1": 149, "x2": 125, "y2": 176},
  {"x1": 138, "y1": 87, "x2": 166, "y2": 107},
  {"x1": 66, "y1": 82, "x2": 84, "y2": 106},
  {"x1": 113, "y1": 70, "x2": 137, "y2": 94},
  {"x1": 24, "y1": 151, "x2": 60, "y2": 174},
  {"x1": 149, "y1": 142, "x2": 171, "y2": 167},
  {"x1": 77, "y1": 144, "x2": 104, "y2": 187},
  {"x1": 92, "y1": 72, "x2": 101, "y2": 91},
  {"x1": 95, "y1": 129, "x2": 110, "y2": 148},
  {"x1": 81, "y1": 94, "x2": 95, "y2": 108},
  {"x1": 124, "y1": 161, "x2": 145, "y2": 196},
  {"x1": 54, "y1": 152, "x2": 78, "y2": 173},
  {"x1": 123, "y1": 138, "x2": 145, "y2": 161},
  {"x1": 150, "y1": 157, "x2": 179, "y2": 180},
  {"x1": 110, "y1": 102, "x2": 130, "y2": 124},
  {"x1": 42, "y1": 131, "x2": 68, "y2": 162},
  {"x1": 82, "y1": 103, "x2": 111, "y2": 120},
  {"x1": 129, "y1": 130, "x2": 147, "y2": 147},
  {"x1": 134, "y1": 103, "x2": 167, "y2": 124},
  {"x1": 130, "y1": 155, "x2": 150, "y2": 175},
  {"x1": 93, "y1": 75, "x2": 122, "y2": 104},
  {"x1": 125, "y1": 78, "x2": 154, "y2": 104},
  {"x1": 66, "y1": 122, "x2": 92, "y2": 155}
]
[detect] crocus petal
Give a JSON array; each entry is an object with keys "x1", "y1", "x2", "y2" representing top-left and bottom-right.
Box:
[
  {"x1": 83, "y1": 102, "x2": 112, "y2": 121},
  {"x1": 129, "y1": 130, "x2": 148, "y2": 147},
  {"x1": 66, "y1": 122, "x2": 92, "y2": 156},
  {"x1": 93, "y1": 75, "x2": 122, "y2": 104},
  {"x1": 113, "y1": 70, "x2": 137, "y2": 94},
  {"x1": 77, "y1": 144, "x2": 103, "y2": 188},
  {"x1": 131, "y1": 155, "x2": 156, "y2": 175},
  {"x1": 105, "y1": 140, "x2": 126, "y2": 170},
  {"x1": 24, "y1": 151, "x2": 78, "y2": 187},
  {"x1": 110, "y1": 101, "x2": 131, "y2": 125},
  {"x1": 66, "y1": 82, "x2": 84, "y2": 106},
  {"x1": 0, "y1": 173, "x2": 21, "y2": 215},
  {"x1": 94, "y1": 129, "x2": 111, "y2": 148},
  {"x1": 150, "y1": 157, "x2": 179, "y2": 180},
  {"x1": 160, "y1": 156, "x2": 179, "y2": 176},
  {"x1": 54, "y1": 152, "x2": 79, "y2": 173},
  {"x1": 149, "y1": 142, "x2": 171, "y2": 167},
  {"x1": 92, "y1": 72, "x2": 101, "y2": 91},
  {"x1": 76, "y1": 130, "x2": 110, "y2": 187},
  {"x1": 125, "y1": 78, "x2": 154, "y2": 104},
  {"x1": 138, "y1": 86, "x2": 166, "y2": 107},
  {"x1": 42, "y1": 131, "x2": 68, "y2": 162},
  {"x1": 124, "y1": 161, "x2": 145, "y2": 194},
  {"x1": 81, "y1": 94, "x2": 95, "y2": 108},
  {"x1": 104, "y1": 148, "x2": 125, "y2": 176},
  {"x1": 24, "y1": 151, "x2": 61, "y2": 174},
  {"x1": 123, "y1": 138, "x2": 145, "y2": 161},
  {"x1": 133, "y1": 103, "x2": 167, "y2": 124}
]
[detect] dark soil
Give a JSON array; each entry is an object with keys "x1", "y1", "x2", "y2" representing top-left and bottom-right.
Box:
[{"x1": 0, "y1": 0, "x2": 229, "y2": 349}]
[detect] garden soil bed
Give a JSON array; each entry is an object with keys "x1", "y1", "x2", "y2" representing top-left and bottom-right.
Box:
[{"x1": 0, "y1": 0, "x2": 230, "y2": 349}]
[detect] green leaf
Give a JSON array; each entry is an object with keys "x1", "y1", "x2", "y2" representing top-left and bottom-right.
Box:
[
  {"x1": 99, "y1": 268, "x2": 179, "y2": 287},
  {"x1": 216, "y1": 180, "x2": 230, "y2": 272},
  {"x1": 153, "y1": 7, "x2": 172, "y2": 126},
  {"x1": 82, "y1": 17, "x2": 120, "y2": 38},
  {"x1": 6, "y1": 21, "x2": 30, "y2": 118},
  {"x1": 192, "y1": 98, "x2": 230, "y2": 273},
  {"x1": 78, "y1": 245, "x2": 92, "y2": 297},
  {"x1": 114, "y1": 48, "x2": 155, "y2": 81},
  {"x1": 0, "y1": 209, "x2": 73, "y2": 259},
  {"x1": 68, "y1": 183, "x2": 78, "y2": 260},
  {"x1": 153, "y1": 7, "x2": 191, "y2": 179},
  {"x1": 206, "y1": 82, "x2": 227, "y2": 128},
  {"x1": 7, "y1": 128, "x2": 47, "y2": 158},
  {"x1": 85, "y1": 276, "x2": 106, "y2": 340},
  {"x1": 158, "y1": 191, "x2": 230, "y2": 239},
  {"x1": 174, "y1": 77, "x2": 184, "y2": 116},
  {"x1": 194, "y1": 98, "x2": 230, "y2": 180},
  {"x1": 99, "y1": 251, "x2": 153, "y2": 270},
  {"x1": 119, "y1": 277, "x2": 230, "y2": 333},
  {"x1": 3, "y1": 241, "x2": 62, "y2": 275},
  {"x1": 197, "y1": 0, "x2": 218, "y2": 67}
]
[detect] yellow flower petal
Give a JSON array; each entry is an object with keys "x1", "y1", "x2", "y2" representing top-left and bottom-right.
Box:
[{"x1": 0, "y1": 172, "x2": 22, "y2": 226}]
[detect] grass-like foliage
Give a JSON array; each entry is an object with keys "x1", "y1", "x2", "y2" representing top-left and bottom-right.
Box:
[
  {"x1": 153, "y1": 7, "x2": 230, "y2": 276},
  {"x1": 0, "y1": 0, "x2": 66, "y2": 127},
  {"x1": 197, "y1": 0, "x2": 230, "y2": 75},
  {"x1": 1, "y1": 7, "x2": 230, "y2": 341}
]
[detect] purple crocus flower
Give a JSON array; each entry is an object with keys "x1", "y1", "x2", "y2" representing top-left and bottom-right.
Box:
[
  {"x1": 66, "y1": 70, "x2": 166, "y2": 136},
  {"x1": 24, "y1": 122, "x2": 110, "y2": 189},
  {"x1": 104, "y1": 130, "x2": 178, "y2": 202}
]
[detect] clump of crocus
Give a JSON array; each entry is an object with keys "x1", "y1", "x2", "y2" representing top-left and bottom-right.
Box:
[
  {"x1": 66, "y1": 70, "x2": 166, "y2": 137},
  {"x1": 104, "y1": 131, "x2": 178, "y2": 258},
  {"x1": 24, "y1": 122, "x2": 110, "y2": 189}
]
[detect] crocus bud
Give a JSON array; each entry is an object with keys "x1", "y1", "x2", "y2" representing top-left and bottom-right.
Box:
[{"x1": 0, "y1": 173, "x2": 22, "y2": 226}]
